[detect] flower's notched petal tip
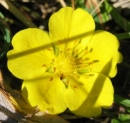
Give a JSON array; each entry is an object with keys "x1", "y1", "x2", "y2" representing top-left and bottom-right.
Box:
[
  {"x1": 49, "y1": 6, "x2": 95, "y2": 51},
  {"x1": 85, "y1": 30, "x2": 122, "y2": 78},
  {"x1": 7, "y1": 28, "x2": 54, "y2": 80},
  {"x1": 65, "y1": 73, "x2": 113, "y2": 118},
  {"x1": 22, "y1": 74, "x2": 67, "y2": 115}
]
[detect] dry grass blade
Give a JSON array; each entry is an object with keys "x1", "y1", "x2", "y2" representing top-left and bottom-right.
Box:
[
  {"x1": 91, "y1": 0, "x2": 105, "y2": 15},
  {"x1": 58, "y1": 0, "x2": 66, "y2": 7}
]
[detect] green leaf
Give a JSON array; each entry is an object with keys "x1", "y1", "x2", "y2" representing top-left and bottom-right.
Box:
[
  {"x1": 115, "y1": 32, "x2": 130, "y2": 40},
  {"x1": 0, "y1": 17, "x2": 11, "y2": 59},
  {"x1": 111, "y1": 119, "x2": 120, "y2": 123},
  {"x1": 104, "y1": 1, "x2": 130, "y2": 32},
  {"x1": 84, "y1": 0, "x2": 110, "y2": 29},
  {"x1": 75, "y1": 0, "x2": 86, "y2": 10},
  {"x1": 111, "y1": 114, "x2": 130, "y2": 123},
  {"x1": 119, "y1": 114, "x2": 130, "y2": 121},
  {"x1": 0, "y1": 12, "x2": 5, "y2": 19},
  {"x1": 114, "y1": 94, "x2": 130, "y2": 108}
]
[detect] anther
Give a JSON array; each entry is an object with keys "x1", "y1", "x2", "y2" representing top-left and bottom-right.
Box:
[
  {"x1": 50, "y1": 77, "x2": 53, "y2": 81},
  {"x1": 54, "y1": 67, "x2": 56, "y2": 72},
  {"x1": 47, "y1": 48, "x2": 52, "y2": 51},
  {"x1": 58, "y1": 40, "x2": 62, "y2": 44},
  {"x1": 73, "y1": 85, "x2": 78, "y2": 88},
  {"x1": 41, "y1": 64, "x2": 46, "y2": 67}
]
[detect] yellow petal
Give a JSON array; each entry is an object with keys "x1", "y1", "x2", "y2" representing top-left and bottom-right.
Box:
[
  {"x1": 49, "y1": 7, "x2": 95, "y2": 52},
  {"x1": 22, "y1": 73, "x2": 67, "y2": 114},
  {"x1": 65, "y1": 72, "x2": 114, "y2": 117},
  {"x1": 79, "y1": 30, "x2": 122, "y2": 77},
  {"x1": 7, "y1": 28, "x2": 54, "y2": 80}
]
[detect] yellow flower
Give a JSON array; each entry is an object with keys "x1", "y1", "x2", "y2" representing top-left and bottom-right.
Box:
[{"x1": 7, "y1": 7, "x2": 122, "y2": 117}]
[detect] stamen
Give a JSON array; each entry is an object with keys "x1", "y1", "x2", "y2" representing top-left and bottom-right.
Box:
[
  {"x1": 78, "y1": 60, "x2": 99, "y2": 67},
  {"x1": 54, "y1": 67, "x2": 56, "y2": 72},
  {"x1": 73, "y1": 85, "x2": 78, "y2": 88},
  {"x1": 93, "y1": 60, "x2": 99, "y2": 63},
  {"x1": 67, "y1": 48, "x2": 70, "y2": 52},
  {"x1": 60, "y1": 74, "x2": 68, "y2": 88},
  {"x1": 52, "y1": 59, "x2": 55, "y2": 62},
  {"x1": 47, "y1": 48, "x2": 52, "y2": 51},
  {"x1": 41, "y1": 64, "x2": 46, "y2": 67},
  {"x1": 90, "y1": 48, "x2": 93, "y2": 52},
  {"x1": 50, "y1": 77, "x2": 53, "y2": 81},
  {"x1": 60, "y1": 73, "x2": 64, "y2": 80},
  {"x1": 74, "y1": 47, "x2": 88, "y2": 59},
  {"x1": 58, "y1": 40, "x2": 62, "y2": 44}
]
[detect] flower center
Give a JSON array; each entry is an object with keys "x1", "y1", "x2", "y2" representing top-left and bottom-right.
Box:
[
  {"x1": 47, "y1": 47, "x2": 99, "y2": 87},
  {"x1": 56, "y1": 53, "x2": 76, "y2": 75}
]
